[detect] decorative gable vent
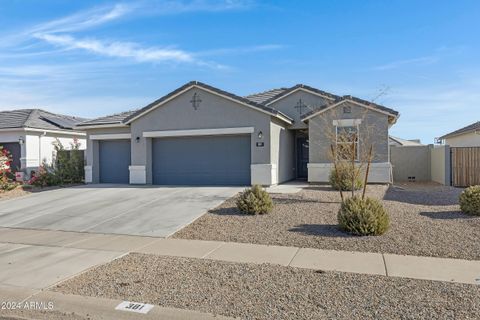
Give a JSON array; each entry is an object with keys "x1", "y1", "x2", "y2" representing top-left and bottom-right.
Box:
[
  {"x1": 343, "y1": 106, "x2": 352, "y2": 114},
  {"x1": 190, "y1": 92, "x2": 202, "y2": 110}
]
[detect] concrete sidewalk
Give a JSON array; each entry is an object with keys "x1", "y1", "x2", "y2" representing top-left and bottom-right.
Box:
[
  {"x1": 1, "y1": 227, "x2": 479, "y2": 286},
  {"x1": 0, "y1": 285, "x2": 233, "y2": 320}
]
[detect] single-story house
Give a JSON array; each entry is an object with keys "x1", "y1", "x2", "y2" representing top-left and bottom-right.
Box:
[
  {"x1": 389, "y1": 136, "x2": 423, "y2": 146},
  {"x1": 0, "y1": 109, "x2": 87, "y2": 175},
  {"x1": 438, "y1": 121, "x2": 480, "y2": 147},
  {"x1": 77, "y1": 81, "x2": 400, "y2": 186}
]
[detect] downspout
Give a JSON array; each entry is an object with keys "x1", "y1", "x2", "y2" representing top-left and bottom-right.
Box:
[{"x1": 39, "y1": 131, "x2": 47, "y2": 167}]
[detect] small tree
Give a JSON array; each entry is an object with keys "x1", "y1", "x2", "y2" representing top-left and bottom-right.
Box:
[{"x1": 52, "y1": 138, "x2": 85, "y2": 184}]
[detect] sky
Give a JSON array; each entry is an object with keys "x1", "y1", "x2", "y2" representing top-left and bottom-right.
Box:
[{"x1": 0, "y1": 0, "x2": 479, "y2": 144}]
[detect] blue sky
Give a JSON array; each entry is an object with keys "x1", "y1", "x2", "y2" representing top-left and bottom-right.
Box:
[{"x1": 0, "y1": 0, "x2": 479, "y2": 143}]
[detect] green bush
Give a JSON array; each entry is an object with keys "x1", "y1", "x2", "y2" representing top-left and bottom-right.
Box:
[
  {"x1": 329, "y1": 165, "x2": 363, "y2": 191},
  {"x1": 53, "y1": 139, "x2": 85, "y2": 184},
  {"x1": 459, "y1": 185, "x2": 480, "y2": 216},
  {"x1": 338, "y1": 196, "x2": 389, "y2": 236},
  {"x1": 236, "y1": 184, "x2": 273, "y2": 215}
]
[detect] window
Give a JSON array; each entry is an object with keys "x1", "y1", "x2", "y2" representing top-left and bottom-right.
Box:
[{"x1": 335, "y1": 125, "x2": 359, "y2": 160}]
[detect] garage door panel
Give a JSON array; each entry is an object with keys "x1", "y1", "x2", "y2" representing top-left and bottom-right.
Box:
[
  {"x1": 99, "y1": 140, "x2": 130, "y2": 184},
  {"x1": 152, "y1": 135, "x2": 250, "y2": 185}
]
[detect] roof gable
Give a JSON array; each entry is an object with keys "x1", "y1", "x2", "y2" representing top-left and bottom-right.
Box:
[
  {"x1": 123, "y1": 81, "x2": 293, "y2": 125},
  {"x1": 439, "y1": 121, "x2": 480, "y2": 139},
  {"x1": 301, "y1": 97, "x2": 399, "y2": 124},
  {"x1": 261, "y1": 84, "x2": 339, "y2": 106}
]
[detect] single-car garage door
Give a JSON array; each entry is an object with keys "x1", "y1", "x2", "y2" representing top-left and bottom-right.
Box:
[
  {"x1": 152, "y1": 135, "x2": 251, "y2": 185},
  {"x1": 99, "y1": 140, "x2": 131, "y2": 183}
]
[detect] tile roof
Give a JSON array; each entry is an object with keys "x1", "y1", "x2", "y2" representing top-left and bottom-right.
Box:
[
  {"x1": 78, "y1": 81, "x2": 400, "y2": 128},
  {"x1": 251, "y1": 84, "x2": 340, "y2": 106},
  {"x1": 76, "y1": 110, "x2": 136, "y2": 127},
  {"x1": 0, "y1": 109, "x2": 87, "y2": 131},
  {"x1": 439, "y1": 121, "x2": 480, "y2": 139},
  {"x1": 244, "y1": 88, "x2": 288, "y2": 104}
]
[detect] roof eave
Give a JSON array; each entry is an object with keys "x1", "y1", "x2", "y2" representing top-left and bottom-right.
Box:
[{"x1": 75, "y1": 123, "x2": 129, "y2": 130}]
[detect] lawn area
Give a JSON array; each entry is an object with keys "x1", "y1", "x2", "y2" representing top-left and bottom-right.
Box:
[
  {"x1": 173, "y1": 183, "x2": 480, "y2": 260},
  {"x1": 53, "y1": 253, "x2": 480, "y2": 320}
]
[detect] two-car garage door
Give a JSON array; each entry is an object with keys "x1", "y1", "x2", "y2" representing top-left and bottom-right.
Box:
[
  {"x1": 152, "y1": 135, "x2": 251, "y2": 185},
  {"x1": 98, "y1": 135, "x2": 251, "y2": 185}
]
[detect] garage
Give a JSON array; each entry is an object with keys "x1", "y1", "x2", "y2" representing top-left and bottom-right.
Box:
[
  {"x1": 99, "y1": 140, "x2": 131, "y2": 183},
  {"x1": 152, "y1": 135, "x2": 251, "y2": 185},
  {"x1": 0, "y1": 142, "x2": 21, "y2": 172}
]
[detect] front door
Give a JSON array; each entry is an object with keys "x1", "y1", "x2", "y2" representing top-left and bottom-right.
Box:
[{"x1": 296, "y1": 137, "x2": 309, "y2": 179}]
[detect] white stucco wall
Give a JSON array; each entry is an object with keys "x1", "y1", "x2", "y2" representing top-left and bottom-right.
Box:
[
  {"x1": 38, "y1": 135, "x2": 86, "y2": 165},
  {"x1": 445, "y1": 132, "x2": 480, "y2": 147},
  {"x1": 2, "y1": 130, "x2": 87, "y2": 174}
]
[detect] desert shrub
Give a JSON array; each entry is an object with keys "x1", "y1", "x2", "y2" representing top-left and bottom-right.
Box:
[
  {"x1": 338, "y1": 196, "x2": 389, "y2": 236},
  {"x1": 459, "y1": 185, "x2": 480, "y2": 216},
  {"x1": 0, "y1": 182, "x2": 17, "y2": 191},
  {"x1": 329, "y1": 164, "x2": 363, "y2": 191},
  {"x1": 236, "y1": 184, "x2": 273, "y2": 215}
]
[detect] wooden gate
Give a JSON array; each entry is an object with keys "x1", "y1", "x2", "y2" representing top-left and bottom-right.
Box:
[{"x1": 451, "y1": 147, "x2": 480, "y2": 187}]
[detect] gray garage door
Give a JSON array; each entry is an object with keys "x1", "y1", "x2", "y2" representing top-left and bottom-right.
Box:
[
  {"x1": 152, "y1": 135, "x2": 251, "y2": 185},
  {"x1": 99, "y1": 140, "x2": 131, "y2": 183}
]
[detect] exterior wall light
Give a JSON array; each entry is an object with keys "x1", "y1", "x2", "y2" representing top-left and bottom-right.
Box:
[
  {"x1": 258, "y1": 131, "x2": 263, "y2": 139},
  {"x1": 18, "y1": 137, "x2": 24, "y2": 145},
  {"x1": 135, "y1": 137, "x2": 140, "y2": 143}
]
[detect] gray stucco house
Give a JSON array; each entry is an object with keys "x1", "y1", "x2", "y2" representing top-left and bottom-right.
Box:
[{"x1": 77, "y1": 81, "x2": 399, "y2": 186}]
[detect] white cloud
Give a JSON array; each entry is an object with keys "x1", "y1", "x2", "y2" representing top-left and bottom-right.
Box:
[
  {"x1": 196, "y1": 44, "x2": 283, "y2": 56},
  {"x1": 146, "y1": 0, "x2": 253, "y2": 13},
  {"x1": 29, "y1": 3, "x2": 134, "y2": 35},
  {"x1": 21, "y1": 1, "x2": 263, "y2": 67},
  {"x1": 373, "y1": 56, "x2": 439, "y2": 71},
  {"x1": 34, "y1": 34, "x2": 195, "y2": 63}
]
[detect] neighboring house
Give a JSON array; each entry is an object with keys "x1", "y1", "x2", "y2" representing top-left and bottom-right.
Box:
[
  {"x1": 389, "y1": 136, "x2": 423, "y2": 147},
  {"x1": 0, "y1": 109, "x2": 87, "y2": 175},
  {"x1": 77, "y1": 81, "x2": 399, "y2": 186},
  {"x1": 438, "y1": 121, "x2": 480, "y2": 147}
]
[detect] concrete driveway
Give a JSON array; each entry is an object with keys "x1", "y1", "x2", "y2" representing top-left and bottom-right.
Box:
[{"x1": 0, "y1": 184, "x2": 241, "y2": 237}]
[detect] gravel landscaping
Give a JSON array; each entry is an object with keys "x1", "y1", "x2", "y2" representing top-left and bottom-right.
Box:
[
  {"x1": 174, "y1": 183, "x2": 480, "y2": 260},
  {"x1": 53, "y1": 253, "x2": 480, "y2": 320}
]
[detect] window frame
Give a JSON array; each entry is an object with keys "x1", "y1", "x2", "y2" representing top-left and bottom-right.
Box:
[{"x1": 335, "y1": 124, "x2": 360, "y2": 161}]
